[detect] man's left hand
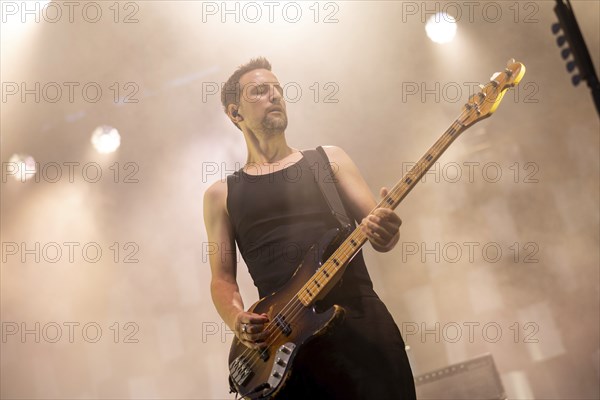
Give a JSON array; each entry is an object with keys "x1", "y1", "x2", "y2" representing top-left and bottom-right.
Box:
[{"x1": 360, "y1": 187, "x2": 402, "y2": 252}]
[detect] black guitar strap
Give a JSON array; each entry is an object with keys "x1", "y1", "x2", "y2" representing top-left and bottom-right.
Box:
[{"x1": 301, "y1": 146, "x2": 354, "y2": 230}]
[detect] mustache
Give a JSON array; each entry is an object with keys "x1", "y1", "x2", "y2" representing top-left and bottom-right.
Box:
[{"x1": 267, "y1": 106, "x2": 284, "y2": 113}]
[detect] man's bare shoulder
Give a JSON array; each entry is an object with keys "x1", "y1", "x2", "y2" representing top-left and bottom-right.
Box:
[
  {"x1": 203, "y1": 178, "x2": 228, "y2": 209},
  {"x1": 320, "y1": 145, "x2": 353, "y2": 166}
]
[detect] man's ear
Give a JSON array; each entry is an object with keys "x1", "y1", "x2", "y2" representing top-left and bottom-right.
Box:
[
  {"x1": 228, "y1": 104, "x2": 242, "y2": 121},
  {"x1": 226, "y1": 104, "x2": 243, "y2": 131}
]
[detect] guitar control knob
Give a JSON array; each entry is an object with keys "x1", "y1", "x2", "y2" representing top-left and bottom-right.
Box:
[{"x1": 276, "y1": 357, "x2": 287, "y2": 366}]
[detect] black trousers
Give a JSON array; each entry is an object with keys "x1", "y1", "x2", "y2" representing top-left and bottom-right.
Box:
[{"x1": 276, "y1": 294, "x2": 417, "y2": 400}]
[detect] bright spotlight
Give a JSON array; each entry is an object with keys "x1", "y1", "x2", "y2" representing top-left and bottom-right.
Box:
[
  {"x1": 8, "y1": 153, "x2": 37, "y2": 182},
  {"x1": 425, "y1": 12, "x2": 457, "y2": 44},
  {"x1": 91, "y1": 125, "x2": 121, "y2": 154}
]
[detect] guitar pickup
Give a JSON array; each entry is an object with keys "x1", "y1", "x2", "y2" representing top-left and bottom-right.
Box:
[
  {"x1": 259, "y1": 348, "x2": 269, "y2": 361},
  {"x1": 274, "y1": 313, "x2": 292, "y2": 336}
]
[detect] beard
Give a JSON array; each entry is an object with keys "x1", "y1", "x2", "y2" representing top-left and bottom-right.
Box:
[{"x1": 262, "y1": 112, "x2": 288, "y2": 135}]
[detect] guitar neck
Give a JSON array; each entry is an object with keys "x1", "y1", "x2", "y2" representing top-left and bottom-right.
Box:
[
  {"x1": 297, "y1": 120, "x2": 467, "y2": 306},
  {"x1": 377, "y1": 120, "x2": 466, "y2": 210}
]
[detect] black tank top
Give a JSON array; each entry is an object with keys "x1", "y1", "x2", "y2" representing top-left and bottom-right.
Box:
[{"x1": 226, "y1": 152, "x2": 376, "y2": 300}]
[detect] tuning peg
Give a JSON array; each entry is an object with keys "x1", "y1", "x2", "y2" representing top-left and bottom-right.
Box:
[
  {"x1": 551, "y1": 22, "x2": 561, "y2": 34},
  {"x1": 566, "y1": 60, "x2": 577, "y2": 72},
  {"x1": 490, "y1": 72, "x2": 500, "y2": 81},
  {"x1": 478, "y1": 84, "x2": 485, "y2": 90},
  {"x1": 507, "y1": 58, "x2": 515, "y2": 66},
  {"x1": 571, "y1": 74, "x2": 581, "y2": 86},
  {"x1": 561, "y1": 48, "x2": 571, "y2": 59},
  {"x1": 556, "y1": 35, "x2": 567, "y2": 47}
]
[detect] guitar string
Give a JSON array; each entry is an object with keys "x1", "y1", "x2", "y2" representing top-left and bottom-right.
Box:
[{"x1": 233, "y1": 118, "x2": 468, "y2": 381}]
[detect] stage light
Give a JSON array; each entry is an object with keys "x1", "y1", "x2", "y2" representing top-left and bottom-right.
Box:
[
  {"x1": 551, "y1": 0, "x2": 600, "y2": 115},
  {"x1": 552, "y1": 24, "x2": 577, "y2": 84},
  {"x1": 8, "y1": 153, "x2": 37, "y2": 182},
  {"x1": 425, "y1": 13, "x2": 457, "y2": 44},
  {"x1": 91, "y1": 125, "x2": 121, "y2": 154},
  {"x1": 551, "y1": 22, "x2": 561, "y2": 34}
]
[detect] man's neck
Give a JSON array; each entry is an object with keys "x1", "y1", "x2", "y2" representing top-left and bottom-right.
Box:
[{"x1": 244, "y1": 131, "x2": 296, "y2": 165}]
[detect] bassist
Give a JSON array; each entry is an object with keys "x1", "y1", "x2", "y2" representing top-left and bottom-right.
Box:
[{"x1": 203, "y1": 57, "x2": 416, "y2": 399}]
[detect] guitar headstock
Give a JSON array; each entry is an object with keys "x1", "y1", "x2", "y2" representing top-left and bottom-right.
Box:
[{"x1": 459, "y1": 59, "x2": 526, "y2": 127}]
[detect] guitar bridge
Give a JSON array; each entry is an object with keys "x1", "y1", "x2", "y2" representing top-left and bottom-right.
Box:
[{"x1": 229, "y1": 356, "x2": 253, "y2": 387}]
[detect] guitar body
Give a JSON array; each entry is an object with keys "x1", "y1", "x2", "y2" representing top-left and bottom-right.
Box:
[{"x1": 228, "y1": 228, "x2": 347, "y2": 399}]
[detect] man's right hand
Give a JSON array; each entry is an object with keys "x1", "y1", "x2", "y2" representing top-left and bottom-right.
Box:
[{"x1": 234, "y1": 311, "x2": 270, "y2": 350}]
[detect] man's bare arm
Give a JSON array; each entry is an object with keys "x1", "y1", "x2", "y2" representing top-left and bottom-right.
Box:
[
  {"x1": 203, "y1": 180, "x2": 269, "y2": 349},
  {"x1": 203, "y1": 180, "x2": 244, "y2": 329},
  {"x1": 322, "y1": 145, "x2": 401, "y2": 252}
]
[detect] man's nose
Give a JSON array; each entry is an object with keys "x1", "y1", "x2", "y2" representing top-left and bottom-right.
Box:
[{"x1": 270, "y1": 87, "x2": 282, "y2": 103}]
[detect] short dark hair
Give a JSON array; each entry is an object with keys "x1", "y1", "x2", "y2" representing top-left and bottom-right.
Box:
[{"x1": 221, "y1": 57, "x2": 272, "y2": 130}]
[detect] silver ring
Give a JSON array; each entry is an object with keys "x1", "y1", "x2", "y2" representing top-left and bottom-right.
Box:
[{"x1": 242, "y1": 323, "x2": 248, "y2": 334}]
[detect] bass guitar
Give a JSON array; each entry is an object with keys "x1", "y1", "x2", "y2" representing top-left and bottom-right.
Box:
[{"x1": 228, "y1": 59, "x2": 526, "y2": 399}]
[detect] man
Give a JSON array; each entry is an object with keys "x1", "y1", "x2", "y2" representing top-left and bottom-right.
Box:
[{"x1": 204, "y1": 57, "x2": 416, "y2": 399}]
